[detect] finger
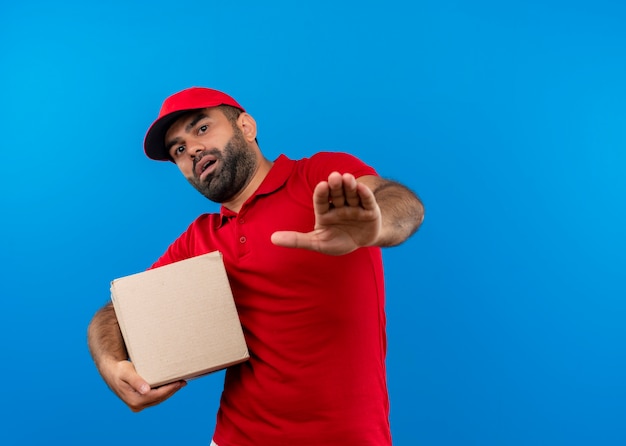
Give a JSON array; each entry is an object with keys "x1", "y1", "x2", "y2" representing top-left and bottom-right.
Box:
[
  {"x1": 118, "y1": 361, "x2": 151, "y2": 395},
  {"x1": 271, "y1": 231, "x2": 317, "y2": 251},
  {"x1": 356, "y1": 182, "x2": 377, "y2": 210},
  {"x1": 342, "y1": 173, "x2": 360, "y2": 207},
  {"x1": 312, "y1": 181, "x2": 331, "y2": 214},
  {"x1": 327, "y1": 171, "x2": 346, "y2": 207},
  {"x1": 148, "y1": 380, "x2": 187, "y2": 403},
  {"x1": 128, "y1": 380, "x2": 187, "y2": 412}
]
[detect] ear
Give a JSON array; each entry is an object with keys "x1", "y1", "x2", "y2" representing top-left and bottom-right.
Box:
[{"x1": 237, "y1": 113, "x2": 257, "y2": 142}]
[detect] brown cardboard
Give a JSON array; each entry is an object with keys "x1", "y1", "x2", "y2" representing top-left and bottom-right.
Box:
[{"x1": 110, "y1": 251, "x2": 249, "y2": 387}]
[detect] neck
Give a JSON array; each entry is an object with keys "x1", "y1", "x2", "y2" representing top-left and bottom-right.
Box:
[{"x1": 223, "y1": 156, "x2": 273, "y2": 213}]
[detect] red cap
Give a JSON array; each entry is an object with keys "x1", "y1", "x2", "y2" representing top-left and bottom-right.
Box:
[{"x1": 144, "y1": 87, "x2": 245, "y2": 161}]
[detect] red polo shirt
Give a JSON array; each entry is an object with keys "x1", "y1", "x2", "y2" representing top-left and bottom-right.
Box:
[{"x1": 152, "y1": 152, "x2": 391, "y2": 446}]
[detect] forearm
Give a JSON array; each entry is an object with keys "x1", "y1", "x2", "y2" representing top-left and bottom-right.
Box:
[
  {"x1": 372, "y1": 180, "x2": 424, "y2": 247},
  {"x1": 87, "y1": 302, "x2": 128, "y2": 375},
  {"x1": 87, "y1": 302, "x2": 186, "y2": 410}
]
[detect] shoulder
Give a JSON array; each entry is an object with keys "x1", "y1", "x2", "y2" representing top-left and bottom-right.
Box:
[
  {"x1": 150, "y1": 213, "x2": 222, "y2": 269},
  {"x1": 295, "y1": 151, "x2": 378, "y2": 181}
]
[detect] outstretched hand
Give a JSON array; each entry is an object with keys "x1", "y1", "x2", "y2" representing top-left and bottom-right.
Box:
[{"x1": 271, "y1": 172, "x2": 382, "y2": 255}]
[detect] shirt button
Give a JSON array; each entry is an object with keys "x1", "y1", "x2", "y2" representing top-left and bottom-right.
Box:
[
  {"x1": 239, "y1": 218, "x2": 245, "y2": 224},
  {"x1": 239, "y1": 236, "x2": 247, "y2": 244}
]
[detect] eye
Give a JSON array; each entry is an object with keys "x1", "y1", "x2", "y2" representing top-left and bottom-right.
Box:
[
  {"x1": 198, "y1": 124, "x2": 208, "y2": 135},
  {"x1": 173, "y1": 145, "x2": 185, "y2": 157}
]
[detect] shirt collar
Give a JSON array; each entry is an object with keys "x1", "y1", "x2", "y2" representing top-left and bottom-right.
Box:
[{"x1": 218, "y1": 154, "x2": 295, "y2": 226}]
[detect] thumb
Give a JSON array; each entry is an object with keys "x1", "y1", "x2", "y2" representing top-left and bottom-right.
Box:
[
  {"x1": 119, "y1": 361, "x2": 151, "y2": 395},
  {"x1": 271, "y1": 231, "x2": 315, "y2": 250}
]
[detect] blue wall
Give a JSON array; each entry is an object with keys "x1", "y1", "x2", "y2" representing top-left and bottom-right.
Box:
[{"x1": 1, "y1": 1, "x2": 625, "y2": 444}]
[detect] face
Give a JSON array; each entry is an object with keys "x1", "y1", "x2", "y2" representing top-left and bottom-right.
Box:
[{"x1": 165, "y1": 108, "x2": 258, "y2": 203}]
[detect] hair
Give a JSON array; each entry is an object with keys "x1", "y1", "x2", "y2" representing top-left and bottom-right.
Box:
[
  {"x1": 217, "y1": 104, "x2": 243, "y2": 125},
  {"x1": 217, "y1": 104, "x2": 259, "y2": 147}
]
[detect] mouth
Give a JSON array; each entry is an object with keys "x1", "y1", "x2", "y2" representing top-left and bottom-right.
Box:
[{"x1": 195, "y1": 156, "x2": 218, "y2": 180}]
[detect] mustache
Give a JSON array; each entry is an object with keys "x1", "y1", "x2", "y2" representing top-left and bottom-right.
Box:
[{"x1": 192, "y1": 149, "x2": 221, "y2": 176}]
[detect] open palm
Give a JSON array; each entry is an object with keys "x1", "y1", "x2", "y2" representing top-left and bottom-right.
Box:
[{"x1": 271, "y1": 172, "x2": 382, "y2": 255}]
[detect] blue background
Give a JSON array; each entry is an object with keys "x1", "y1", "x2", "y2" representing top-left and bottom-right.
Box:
[{"x1": 1, "y1": 1, "x2": 625, "y2": 444}]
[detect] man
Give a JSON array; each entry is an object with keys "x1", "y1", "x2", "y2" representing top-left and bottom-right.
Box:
[{"x1": 88, "y1": 87, "x2": 424, "y2": 445}]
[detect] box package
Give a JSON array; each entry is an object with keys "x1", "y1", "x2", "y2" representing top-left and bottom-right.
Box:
[{"x1": 110, "y1": 251, "x2": 249, "y2": 387}]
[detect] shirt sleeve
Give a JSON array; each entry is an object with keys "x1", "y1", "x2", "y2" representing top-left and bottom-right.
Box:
[
  {"x1": 304, "y1": 151, "x2": 378, "y2": 188},
  {"x1": 149, "y1": 232, "x2": 191, "y2": 269}
]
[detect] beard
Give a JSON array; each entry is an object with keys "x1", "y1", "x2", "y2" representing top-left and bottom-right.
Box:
[{"x1": 187, "y1": 128, "x2": 257, "y2": 203}]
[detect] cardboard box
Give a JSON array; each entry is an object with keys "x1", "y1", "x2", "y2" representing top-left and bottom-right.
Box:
[{"x1": 110, "y1": 251, "x2": 249, "y2": 387}]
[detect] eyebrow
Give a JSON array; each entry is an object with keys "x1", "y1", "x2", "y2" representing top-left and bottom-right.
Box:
[
  {"x1": 186, "y1": 112, "x2": 208, "y2": 132},
  {"x1": 165, "y1": 111, "x2": 209, "y2": 154}
]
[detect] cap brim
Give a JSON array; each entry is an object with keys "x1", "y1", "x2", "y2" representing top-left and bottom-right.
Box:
[{"x1": 144, "y1": 109, "x2": 198, "y2": 161}]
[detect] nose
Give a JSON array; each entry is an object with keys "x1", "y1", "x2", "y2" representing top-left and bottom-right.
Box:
[{"x1": 188, "y1": 139, "x2": 205, "y2": 159}]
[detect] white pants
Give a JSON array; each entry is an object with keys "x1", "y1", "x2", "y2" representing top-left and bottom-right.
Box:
[{"x1": 210, "y1": 441, "x2": 218, "y2": 446}]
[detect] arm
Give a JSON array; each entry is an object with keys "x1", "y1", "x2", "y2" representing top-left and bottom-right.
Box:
[
  {"x1": 271, "y1": 171, "x2": 424, "y2": 255},
  {"x1": 87, "y1": 302, "x2": 186, "y2": 412},
  {"x1": 357, "y1": 174, "x2": 424, "y2": 247}
]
